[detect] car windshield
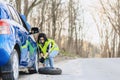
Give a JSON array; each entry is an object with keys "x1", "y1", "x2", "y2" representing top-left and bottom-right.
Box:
[{"x1": 0, "y1": 5, "x2": 10, "y2": 19}]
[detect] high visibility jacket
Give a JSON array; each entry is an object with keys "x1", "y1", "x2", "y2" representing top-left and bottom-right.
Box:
[{"x1": 37, "y1": 39, "x2": 59, "y2": 55}]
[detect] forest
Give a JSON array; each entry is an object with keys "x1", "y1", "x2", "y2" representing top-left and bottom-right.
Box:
[{"x1": 5, "y1": 0, "x2": 120, "y2": 58}]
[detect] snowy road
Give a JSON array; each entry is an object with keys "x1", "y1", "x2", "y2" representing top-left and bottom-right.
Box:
[{"x1": 19, "y1": 58, "x2": 120, "y2": 80}]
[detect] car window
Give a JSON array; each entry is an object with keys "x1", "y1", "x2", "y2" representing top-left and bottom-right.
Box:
[
  {"x1": 19, "y1": 14, "x2": 31, "y2": 31},
  {"x1": 7, "y1": 5, "x2": 23, "y2": 26},
  {"x1": 0, "y1": 5, "x2": 10, "y2": 19}
]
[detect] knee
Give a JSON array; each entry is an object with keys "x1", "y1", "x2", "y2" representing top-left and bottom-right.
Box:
[
  {"x1": 49, "y1": 51, "x2": 59, "y2": 58},
  {"x1": 48, "y1": 55, "x2": 53, "y2": 58}
]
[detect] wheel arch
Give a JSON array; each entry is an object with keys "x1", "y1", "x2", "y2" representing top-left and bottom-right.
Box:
[{"x1": 14, "y1": 43, "x2": 21, "y2": 63}]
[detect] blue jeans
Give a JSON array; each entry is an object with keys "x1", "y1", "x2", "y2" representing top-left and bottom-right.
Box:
[{"x1": 44, "y1": 50, "x2": 59, "y2": 68}]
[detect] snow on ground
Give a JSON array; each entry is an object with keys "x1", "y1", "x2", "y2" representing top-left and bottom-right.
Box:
[{"x1": 19, "y1": 58, "x2": 120, "y2": 80}]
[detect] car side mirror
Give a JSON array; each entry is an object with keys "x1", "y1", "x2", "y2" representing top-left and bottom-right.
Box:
[{"x1": 29, "y1": 27, "x2": 39, "y2": 34}]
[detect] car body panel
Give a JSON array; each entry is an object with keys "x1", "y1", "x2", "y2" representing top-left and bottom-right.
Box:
[{"x1": 0, "y1": 2, "x2": 38, "y2": 69}]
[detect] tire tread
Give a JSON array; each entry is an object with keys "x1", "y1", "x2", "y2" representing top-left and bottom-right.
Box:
[{"x1": 38, "y1": 67, "x2": 62, "y2": 75}]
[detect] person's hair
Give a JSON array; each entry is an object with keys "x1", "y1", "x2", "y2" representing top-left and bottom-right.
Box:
[{"x1": 37, "y1": 33, "x2": 48, "y2": 43}]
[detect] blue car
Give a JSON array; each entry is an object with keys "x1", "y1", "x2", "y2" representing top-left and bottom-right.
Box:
[{"x1": 0, "y1": 2, "x2": 39, "y2": 80}]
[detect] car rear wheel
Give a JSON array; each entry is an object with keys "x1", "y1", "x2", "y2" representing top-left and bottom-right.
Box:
[{"x1": 0, "y1": 49, "x2": 19, "y2": 80}]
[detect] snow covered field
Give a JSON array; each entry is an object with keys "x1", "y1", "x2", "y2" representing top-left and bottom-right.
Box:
[{"x1": 19, "y1": 58, "x2": 120, "y2": 80}]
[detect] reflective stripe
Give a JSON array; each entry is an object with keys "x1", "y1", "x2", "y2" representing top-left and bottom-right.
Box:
[
  {"x1": 49, "y1": 44, "x2": 59, "y2": 53},
  {"x1": 38, "y1": 39, "x2": 51, "y2": 55}
]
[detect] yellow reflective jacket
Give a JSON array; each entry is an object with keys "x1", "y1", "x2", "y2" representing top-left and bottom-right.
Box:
[{"x1": 37, "y1": 39, "x2": 59, "y2": 55}]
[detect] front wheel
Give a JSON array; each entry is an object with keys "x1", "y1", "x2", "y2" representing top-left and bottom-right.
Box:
[{"x1": 0, "y1": 49, "x2": 19, "y2": 80}]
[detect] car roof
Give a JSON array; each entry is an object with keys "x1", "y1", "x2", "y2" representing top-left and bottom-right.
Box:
[
  {"x1": 0, "y1": 2, "x2": 7, "y2": 8},
  {"x1": 0, "y1": 2, "x2": 11, "y2": 19},
  {"x1": 0, "y1": 1, "x2": 8, "y2": 5}
]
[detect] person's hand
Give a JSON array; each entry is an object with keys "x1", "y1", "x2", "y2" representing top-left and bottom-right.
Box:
[
  {"x1": 40, "y1": 53, "x2": 44, "y2": 57},
  {"x1": 44, "y1": 53, "x2": 48, "y2": 59},
  {"x1": 39, "y1": 57, "x2": 45, "y2": 63}
]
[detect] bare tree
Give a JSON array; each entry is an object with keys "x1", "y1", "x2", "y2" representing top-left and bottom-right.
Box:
[
  {"x1": 38, "y1": 0, "x2": 46, "y2": 32},
  {"x1": 99, "y1": 0, "x2": 120, "y2": 57},
  {"x1": 9, "y1": 0, "x2": 44, "y2": 19},
  {"x1": 51, "y1": 0, "x2": 61, "y2": 39},
  {"x1": 67, "y1": 0, "x2": 75, "y2": 51},
  {"x1": 15, "y1": 0, "x2": 21, "y2": 13},
  {"x1": 24, "y1": 0, "x2": 44, "y2": 18}
]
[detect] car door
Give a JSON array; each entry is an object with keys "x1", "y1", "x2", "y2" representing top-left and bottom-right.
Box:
[
  {"x1": 19, "y1": 14, "x2": 37, "y2": 66},
  {"x1": 7, "y1": 5, "x2": 30, "y2": 66}
]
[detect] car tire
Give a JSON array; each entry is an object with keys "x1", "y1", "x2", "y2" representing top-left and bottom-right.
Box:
[
  {"x1": 28, "y1": 53, "x2": 39, "y2": 74},
  {"x1": 38, "y1": 67, "x2": 62, "y2": 75},
  {"x1": 0, "y1": 49, "x2": 19, "y2": 80}
]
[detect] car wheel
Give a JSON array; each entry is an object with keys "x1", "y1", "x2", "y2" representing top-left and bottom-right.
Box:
[
  {"x1": 38, "y1": 67, "x2": 62, "y2": 75},
  {"x1": 0, "y1": 49, "x2": 19, "y2": 80},
  {"x1": 29, "y1": 53, "x2": 39, "y2": 74}
]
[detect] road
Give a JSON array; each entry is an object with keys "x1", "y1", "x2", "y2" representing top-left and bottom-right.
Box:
[{"x1": 19, "y1": 58, "x2": 120, "y2": 80}]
